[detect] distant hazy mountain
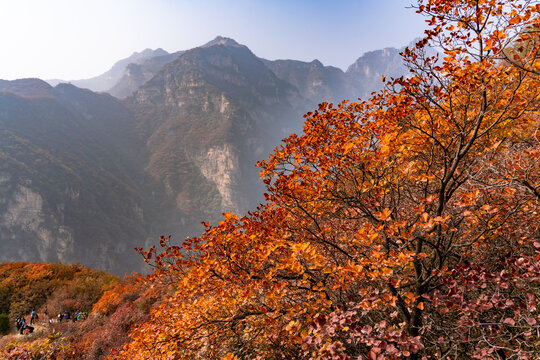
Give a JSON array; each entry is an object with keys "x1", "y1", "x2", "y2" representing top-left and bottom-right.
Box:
[
  {"x1": 59, "y1": 36, "x2": 408, "y2": 105},
  {"x1": 0, "y1": 78, "x2": 57, "y2": 98},
  {"x1": 47, "y1": 48, "x2": 168, "y2": 92},
  {"x1": 108, "y1": 50, "x2": 184, "y2": 99},
  {"x1": 1, "y1": 37, "x2": 413, "y2": 274},
  {"x1": 109, "y1": 37, "x2": 247, "y2": 99},
  {"x1": 346, "y1": 47, "x2": 407, "y2": 99},
  {"x1": 261, "y1": 58, "x2": 353, "y2": 106}
]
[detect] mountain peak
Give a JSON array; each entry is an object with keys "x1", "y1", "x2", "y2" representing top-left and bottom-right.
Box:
[
  {"x1": 0, "y1": 78, "x2": 55, "y2": 98},
  {"x1": 133, "y1": 48, "x2": 168, "y2": 58},
  {"x1": 202, "y1": 36, "x2": 242, "y2": 48}
]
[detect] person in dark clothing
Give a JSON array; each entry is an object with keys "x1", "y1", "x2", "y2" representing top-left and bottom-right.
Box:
[
  {"x1": 16, "y1": 317, "x2": 23, "y2": 331},
  {"x1": 19, "y1": 320, "x2": 34, "y2": 335},
  {"x1": 30, "y1": 310, "x2": 38, "y2": 325}
]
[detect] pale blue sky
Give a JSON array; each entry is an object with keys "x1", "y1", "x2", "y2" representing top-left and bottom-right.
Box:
[{"x1": 0, "y1": 0, "x2": 427, "y2": 80}]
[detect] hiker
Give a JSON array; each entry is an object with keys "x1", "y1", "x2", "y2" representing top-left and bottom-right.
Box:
[
  {"x1": 19, "y1": 320, "x2": 34, "y2": 335},
  {"x1": 16, "y1": 317, "x2": 23, "y2": 331},
  {"x1": 30, "y1": 310, "x2": 38, "y2": 325},
  {"x1": 57, "y1": 313, "x2": 63, "y2": 322}
]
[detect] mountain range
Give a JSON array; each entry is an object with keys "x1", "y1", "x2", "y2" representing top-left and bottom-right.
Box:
[{"x1": 0, "y1": 36, "x2": 411, "y2": 274}]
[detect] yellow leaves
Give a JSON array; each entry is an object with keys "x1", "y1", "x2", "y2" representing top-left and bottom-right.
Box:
[
  {"x1": 368, "y1": 232, "x2": 379, "y2": 242},
  {"x1": 397, "y1": 252, "x2": 413, "y2": 264},
  {"x1": 493, "y1": 30, "x2": 506, "y2": 40},
  {"x1": 285, "y1": 320, "x2": 301, "y2": 333},
  {"x1": 312, "y1": 281, "x2": 325, "y2": 291},
  {"x1": 322, "y1": 267, "x2": 334, "y2": 274},
  {"x1": 353, "y1": 228, "x2": 380, "y2": 247},
  {"x1": 380, "y1": 267, "x2": 393, "y2": 277},
  {"x1": 378, "y1": 137, "x2": 395, "y2": 156}
]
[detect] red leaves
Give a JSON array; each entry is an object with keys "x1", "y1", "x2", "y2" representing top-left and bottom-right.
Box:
[{"x1": 503, "y1": 318, "x2": 515, "y2": 326}]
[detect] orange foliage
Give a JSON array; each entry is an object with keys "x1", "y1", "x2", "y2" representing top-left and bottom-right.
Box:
[
  {"x1": 0, "y1": 270, "x2": 157, "y2": 360},
  {"x1": 0, "y1": 262, "x2": 118, "y2": 321},
  {"x1": 116, "y1": 1, "x2": 539, "y2": 359},
  {"x1": 92, "y1": 276, "x2": 141, "y2": 316},
  {"x1": 0, "y1": 332, "x2": 69, "y2": 359}
]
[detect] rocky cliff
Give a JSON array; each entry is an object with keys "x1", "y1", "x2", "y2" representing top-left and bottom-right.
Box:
[{"x1": 125, "y1": 41, "x2": 297, "y2": 219}]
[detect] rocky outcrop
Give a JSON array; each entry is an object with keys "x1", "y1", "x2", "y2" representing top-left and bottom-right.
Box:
[
  {"x1": 108, "y1": 37, "x2": 245, "y2": 100},
  {"x1": 126, "y1": 40, "x2": 299, "y2": 222},
  {"x1": 196, "y1": 144, "x2": 248, "y2": 213},
  {"x1": 0, "y1": 184, "x2": 74, "y2": 263}
]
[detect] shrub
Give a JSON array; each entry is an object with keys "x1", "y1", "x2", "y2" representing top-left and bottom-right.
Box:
[{"x1": 0, "y1": 314, "x2": 9, "y2": 335}]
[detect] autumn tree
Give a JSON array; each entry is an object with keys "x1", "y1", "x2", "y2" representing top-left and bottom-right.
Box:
[{"x1": 116, "y1": 1, "x2": 539, "y2": 359}]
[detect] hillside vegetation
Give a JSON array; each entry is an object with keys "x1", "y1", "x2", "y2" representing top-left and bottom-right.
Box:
[
  {"x1": 0, "y1": 262, "x2": 118, "y2": 319},
  {"x1": 0, "y1": 262, "x2": 161, "y2": 359}
]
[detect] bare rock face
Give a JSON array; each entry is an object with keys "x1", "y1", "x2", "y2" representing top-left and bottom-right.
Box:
[
  {"x1": 0, "y1": 183, "x2": 74, "y2": 264},
  {"x1": 2, "y1": 185, "x2": 44, "y2": 231},
  {"x1": 196, "y1": 144, "x2": 248, "y2": 213}
]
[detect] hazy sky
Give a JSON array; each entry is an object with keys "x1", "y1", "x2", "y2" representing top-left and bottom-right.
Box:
[{"x1": 0, "y1": 0, "x2": 427, "y2": 81}]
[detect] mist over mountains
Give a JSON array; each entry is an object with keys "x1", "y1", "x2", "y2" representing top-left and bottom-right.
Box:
[{"x1": 0, "y1": 37, "x2": 412, "y2": 274}]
